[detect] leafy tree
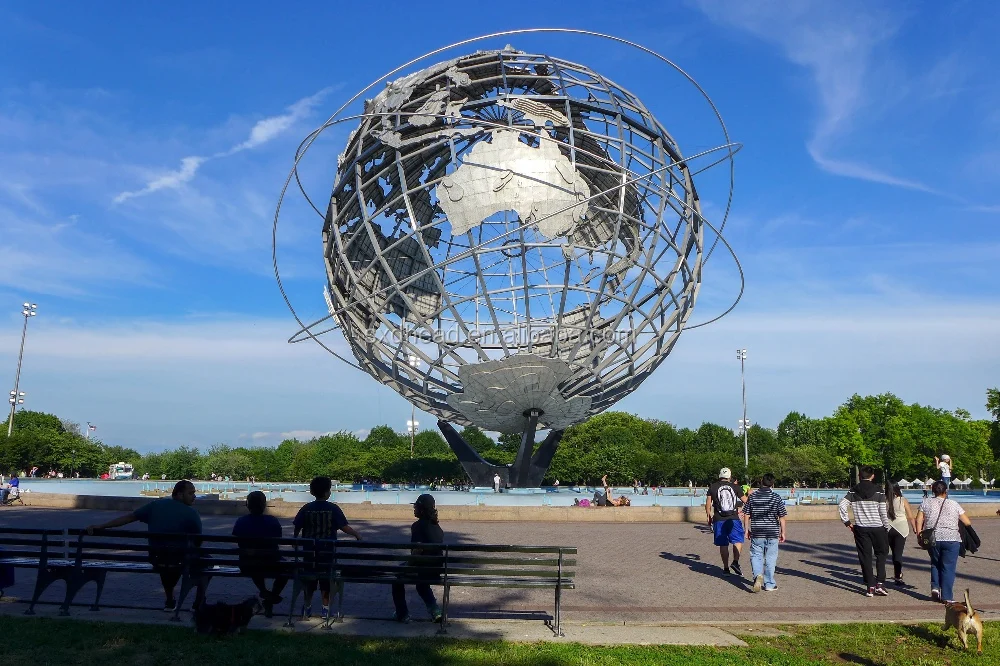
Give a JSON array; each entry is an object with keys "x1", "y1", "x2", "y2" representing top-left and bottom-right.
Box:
[{"x1": 459, "y1": 426, "x2": 495, "y2": 455}]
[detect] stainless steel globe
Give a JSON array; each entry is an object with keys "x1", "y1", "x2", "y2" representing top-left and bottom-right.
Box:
[{"x1": 274, "y1": 31, "x2": 741, "y2": 486}]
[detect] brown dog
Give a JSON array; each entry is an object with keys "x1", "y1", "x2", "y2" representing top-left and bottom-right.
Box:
[{"x1": 943, "y1": 589, "x2": 983, "y2": 654}]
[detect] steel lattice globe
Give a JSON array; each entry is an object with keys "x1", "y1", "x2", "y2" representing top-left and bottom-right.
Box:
[{"x1": 302, "y1": 45, "x2": 726, "y2": 434}]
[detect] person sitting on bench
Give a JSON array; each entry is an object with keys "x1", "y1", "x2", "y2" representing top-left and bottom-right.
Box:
[
  {"x1": 86, "y1": 479, "x2": 208, "y2": 612},
  {"x1": 392, "y1": 493, "x2": 443, "y2": 623},
  {"x1": 0, "y1": 474, "x2": 19, "y2": 505},
  {"x1": 232, "y1": 491, "x2": 287, "y2": 617}
]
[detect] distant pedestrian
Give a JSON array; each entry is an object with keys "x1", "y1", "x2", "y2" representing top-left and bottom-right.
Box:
[
  {"x1": 884, "y1": 482, "x2": 917, "y2": 586},
  {"x1": 493, "y1": 473, "x2": 501, "y2": 493},
  {"x1": 706, "y1": 467, "x2": 745, "y2": 577},
  {"x1": 838, "y1": 466, "x2": 891, "y2": 597},
  {"x1": 916, "y1": 480, "x2": 973, "y2": 603},
  {"x1": 742, "y1": 473, "x2": 787, "y2": 592}
]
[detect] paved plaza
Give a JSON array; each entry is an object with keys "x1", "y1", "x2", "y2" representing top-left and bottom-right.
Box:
[{"x1": 2, "y1": 507, "x2": 998, "y2": 629}]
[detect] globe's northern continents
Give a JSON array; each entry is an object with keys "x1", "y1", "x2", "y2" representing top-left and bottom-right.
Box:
[{"x1": 323, "y1": 47, "x2": 703, "y2": 433}]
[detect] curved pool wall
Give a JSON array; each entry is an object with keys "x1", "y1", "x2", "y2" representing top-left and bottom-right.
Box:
[{"x1": 13, "y1": 479, "x2": 1000, "y2": 507}]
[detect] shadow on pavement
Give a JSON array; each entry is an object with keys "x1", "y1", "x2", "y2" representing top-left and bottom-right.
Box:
[{"x1": 658, "y1": 551, "x2": 749, "y2": 591}]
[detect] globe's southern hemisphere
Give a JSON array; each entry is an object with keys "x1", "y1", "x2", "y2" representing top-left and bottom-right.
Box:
[{"x1": 323, "y1": 47, "x2": 703, "y2": 434}]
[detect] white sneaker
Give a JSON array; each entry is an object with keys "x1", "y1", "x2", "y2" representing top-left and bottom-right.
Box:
[{"x1": 752, "y1": 575, "x2": 763, "y2": 593}]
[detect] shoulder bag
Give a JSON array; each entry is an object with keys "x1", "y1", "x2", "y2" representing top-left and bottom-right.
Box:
[{"x1": 918, "y1": 499, "x2": 944, "y2": 550}]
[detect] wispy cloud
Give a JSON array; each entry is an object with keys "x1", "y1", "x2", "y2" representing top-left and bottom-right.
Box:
[
  {"x1": 113, "y1": 89, "x2": 329, "y2": 204},
  {"x1": 694, "y1": 0, "x2": 942, "y2": 194},
  {"x1": 0, "y1": 207, "x2": 151, "y2": 295},
  {"x1": 228, "y1": 89, "x2": 330, "y2": 153},
  {"x1": 1, "y1": 298, "x2": 996, "y2": 450},
  {"x1": 113, "y1": 156, "x2": 205, "y2": 203}
]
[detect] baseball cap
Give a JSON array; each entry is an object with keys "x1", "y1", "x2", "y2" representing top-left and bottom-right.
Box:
[
  {"x1": 941, "y1": 454, "x2": 951, "y2": 461},
  {"x1": 412, "y1": 493, "x2": 436, "y2": 509},
  {"x1": 719, "y1": 467, "x2": 732, "y2": 480}
]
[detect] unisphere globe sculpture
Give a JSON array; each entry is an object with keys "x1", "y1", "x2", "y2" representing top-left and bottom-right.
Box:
[{"x1": 275, "y1": 33, "x2": 741, "y2": 487}]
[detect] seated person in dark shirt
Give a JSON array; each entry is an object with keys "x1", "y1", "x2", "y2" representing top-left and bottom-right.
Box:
[
  {"x1": 391, "y1": 493, "x2": 444, "y2": 623},
  {"x1": 232, "y1": 491, "x2": 287, "y2": 617},
  {"x1": 292, "y1": 476, "x2": 361, "y2": 618},
  {"x1": 87, "y1": 479, "x2": 208, "y2": 612}
]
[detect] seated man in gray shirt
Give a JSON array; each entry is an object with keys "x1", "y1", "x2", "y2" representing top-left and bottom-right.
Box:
[{"x1": 87, "y1": 479, "x2": 208, "y2": 611}]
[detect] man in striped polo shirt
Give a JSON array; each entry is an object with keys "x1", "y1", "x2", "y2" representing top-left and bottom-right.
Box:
[
  {"x1": 742, "y1": 473, "x2": 787, "y2": 592},
  {"x1": 838, "y1": 465, "x2": 892, "y2": 597}
]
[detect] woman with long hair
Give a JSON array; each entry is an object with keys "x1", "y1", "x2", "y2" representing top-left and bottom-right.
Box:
[{"x1": 884, "y1": 482, "x2": 917, "y2": 585}]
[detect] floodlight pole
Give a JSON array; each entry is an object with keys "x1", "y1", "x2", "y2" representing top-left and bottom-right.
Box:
[
  {"x1": 410, "y1": 404, "x2": 416, "y2": 458},
  {"x1": 738, "y1": 348, "x2": 748, "y2": 469},
  {"x1": 407, "y1": 354, "x2": 420, "y2": 458},
  {"x1": 7, "y1": 303, "x2": 37, "y2": 437}
]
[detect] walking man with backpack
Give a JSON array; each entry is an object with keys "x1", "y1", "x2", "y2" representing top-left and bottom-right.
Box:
[
  {"x1": 706, "y1": 467, "x2": 746, "y2": 577},
  {"x1": 839, "y1": 465, "x2": 892, "y2": 597}
]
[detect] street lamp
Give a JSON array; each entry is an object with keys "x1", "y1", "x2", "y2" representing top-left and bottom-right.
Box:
[
  {"x1": 7, "y1": 302, "x2": 37, "y2": 437},
  {"x1": 737, "y1": 348, "x2": 748, "y2": 468},
  {"x1": 407, "y1": 354, "x2": 420, "y2": 458}
]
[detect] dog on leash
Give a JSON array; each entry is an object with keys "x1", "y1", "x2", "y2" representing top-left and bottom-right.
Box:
[
  {"x1": 194, "y1": 596, "x2": 263, "y2": 635},
  {"x1": 943, "y1": 589, "x2": 983, "y2": 654}
]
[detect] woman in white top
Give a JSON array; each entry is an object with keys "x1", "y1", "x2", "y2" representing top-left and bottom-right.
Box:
[
  {"x1": 934, "y1": 454, "x2": 952, "y2": 487},
  {"x1": 884, "y1": 482, "x2": 916, "y2": 585},
  {"x1": 916, "y1": 480, "x2": 972, "y2": 603}
]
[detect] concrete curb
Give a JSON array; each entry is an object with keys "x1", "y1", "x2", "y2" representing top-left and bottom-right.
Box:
[
  {"x1": 0, "y1": 599, "x2": 747, "y2": 646},
  {"x1": 14, "y1": 492, "x2": 1000, "y2": 522}
]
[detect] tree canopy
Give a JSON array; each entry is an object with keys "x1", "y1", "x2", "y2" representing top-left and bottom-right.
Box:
[{"x1": 3, "y1": 389, "x2": 997, "y2": 487}]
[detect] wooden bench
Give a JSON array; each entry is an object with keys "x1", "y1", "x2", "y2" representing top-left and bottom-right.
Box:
[
  {"x1": 0, "y1": 527, "x2": 576, "y2": 635},
  {"x1": 291, "y1": 540, "x2": 577, "y2": 635}
]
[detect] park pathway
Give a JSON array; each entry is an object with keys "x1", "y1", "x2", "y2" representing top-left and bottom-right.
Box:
[{"x1": 2, "y1": 507, "x2": 998, "y2": 629}]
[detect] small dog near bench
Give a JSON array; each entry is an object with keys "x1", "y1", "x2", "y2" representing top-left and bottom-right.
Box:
[
  {"x1": 193, "y1": 596, "x2": 263, "y2": 635},
  {"x1": 943, "y1": 589, "x2": 983, "y2": 654}
]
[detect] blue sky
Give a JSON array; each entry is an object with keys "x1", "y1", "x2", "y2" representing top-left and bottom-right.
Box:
[{"x1": 1, "y1": 1, "x2": 998, "y2": 452}]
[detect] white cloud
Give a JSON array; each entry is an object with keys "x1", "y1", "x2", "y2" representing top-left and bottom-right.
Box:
[
  {"x1": 113, "y1": 155, "x2": 206, "y2": 203},
  {"x1": 0, "y1": 298, "x2": 997, "y2": 451},
  {"x1": 0, "y1": 207, "x2": 151, "y2": 295},
  {"x1": 230, "y1": 89, "x2": 330, "y2": 152},
  {"x1": 694, "y1": 0, "x2": 940, "y2": 193},
  {"x1": 112, "y1": 89, "x2": 329, "y2": 204}
]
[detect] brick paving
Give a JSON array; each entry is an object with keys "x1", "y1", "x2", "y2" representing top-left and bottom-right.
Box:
[{"x1": 2, "y1": 507, "x2": 998, "y2": 625}]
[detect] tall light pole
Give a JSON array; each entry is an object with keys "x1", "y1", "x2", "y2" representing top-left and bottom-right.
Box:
[
  {"x1": 407, "y1": 354, "x2": 420, "y2": 458},
  {"x1": 737, "y1": 348, "x2": 748, "y2": 468},
  {"x1": 7, "y1": 302, "x2": 38, "y2": 437}
]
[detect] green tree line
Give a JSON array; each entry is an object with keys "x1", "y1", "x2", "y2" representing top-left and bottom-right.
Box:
[{"x1": 3, "y1": 389, "x2": 998, "y2": 487}]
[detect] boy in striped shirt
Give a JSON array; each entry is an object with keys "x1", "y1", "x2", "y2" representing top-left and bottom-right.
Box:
[{"x1": 742, "y1": 473, "x2": 787, "y2": 592}]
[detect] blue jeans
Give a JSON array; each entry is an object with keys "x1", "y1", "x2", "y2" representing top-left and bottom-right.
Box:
[
  {"x1": 929, "y1": 540, "x2": 960, "y2": 601},
  {"x1": 749, "y1": 537, "x2": 779, "y2": 589}
]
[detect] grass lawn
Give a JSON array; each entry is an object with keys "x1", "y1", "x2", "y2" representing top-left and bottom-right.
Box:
[{"x1": 0, "y1": 616, "x2": 993, "y2": 665}]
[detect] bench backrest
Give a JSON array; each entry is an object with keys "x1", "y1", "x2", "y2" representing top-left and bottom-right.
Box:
[{"x1": 0, "y1": 527, "x2": 576, "y2": 584}]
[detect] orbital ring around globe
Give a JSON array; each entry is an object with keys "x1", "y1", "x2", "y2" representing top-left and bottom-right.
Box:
[{"x1": 272, "y1": 29, "x2": 744, "y2": 438}]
